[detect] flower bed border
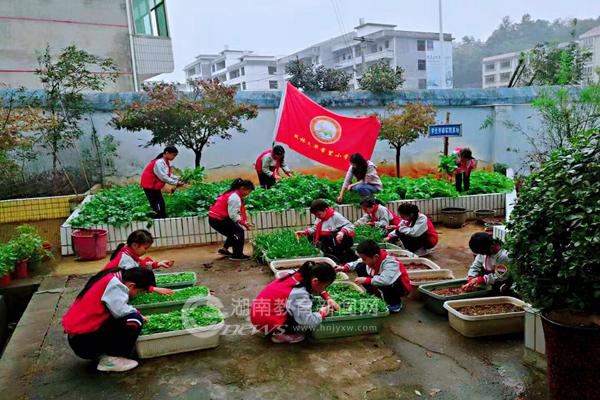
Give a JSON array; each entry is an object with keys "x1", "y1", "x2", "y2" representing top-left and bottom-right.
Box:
[{"x1": 60, "y1": 192, "x2": 506, "y2": 256}]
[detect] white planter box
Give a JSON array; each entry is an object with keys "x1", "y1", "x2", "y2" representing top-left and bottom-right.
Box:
[
  {"x1": 269, "y1": 256, "x2": 337, "y2": 274},
  {"x1": 386, "y1": 249, "x2": 416, "y2": 258},
  {"x1": 400, "y1": 257, "x2": 442, "y2": 271},
  {"x1": 60, "y1": 193, "x2": 507, "y2": 256}
]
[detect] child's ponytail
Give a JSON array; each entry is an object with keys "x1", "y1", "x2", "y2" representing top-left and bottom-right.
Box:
[
  {"x1": 227, "y1": 178, "x2": 255, "y2": 193},
  {"x1": 110, "y1": 230, "x2": 154, "y2": 259},
  {"x1": 293, "y1": 261, "x2": 336, "y2": 291}
]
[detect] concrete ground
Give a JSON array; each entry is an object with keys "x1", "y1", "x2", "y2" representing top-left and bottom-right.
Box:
[{"x1": 0, "y1": 223, "x2": 547, "y2": 400}]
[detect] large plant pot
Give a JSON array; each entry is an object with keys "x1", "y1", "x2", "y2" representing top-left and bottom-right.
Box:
[
  {"x1": 474, "y1": 209, "x2": 495, "y2": 224},
  {"x1": 11, "y1": 259, "x2": 29, "y2": 279},
  {"x1": 71, "y1": 229, "x2": 107, "y2": 261},
  {"x1": 0, "y1": 274, "x2": 11, "y2": 288},
  {"x1": 542, "y1": 311, "x2": 600, "y2": 400},
  {"x1": 440, "y1": 207, "x2": 467, "y2": 228}
]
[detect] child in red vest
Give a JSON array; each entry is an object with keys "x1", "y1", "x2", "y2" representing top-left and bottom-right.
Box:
[
  {"x1": 355, "y1": 197, "x2": 401, "y2": 232},
  {"x1": 62, "y1": 267, "x2": 155, "y2": 372},
  {"x1": 255, "y1": 145, "x2": 292, "y2": 189},
  {"x1": 208, "y1": 178, "x2": 255, "y2": 260},
  {"x1": 103, "y1": 229, "x2": 174, "y2": 295},
  {"x1": 385, "y1": 203, "x2": 438, "y2": 256},
  {"x1": 295, "y1": 199, "x2": 356, "y2": 264},
  {"x1": 140, "y1": 146, "x2": 184, "y2": 219},
  {"x1": 337, "y1": 240, "x2": 412, "y2": 313},
  {"x1": 462, "y1": 232, "x2": 512, "y2": 294},
  {"x1": 251, "y1": 261, "x2": 338, "y2": 344},
  {"x1": 454, "y1": 147, "x2": 478, "y2": 193}
]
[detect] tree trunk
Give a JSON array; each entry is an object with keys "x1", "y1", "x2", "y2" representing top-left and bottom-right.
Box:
[
  {"x1": 395, "y1": 146, "x2": 401, "y2": 177},
  {"x1": 194, "y1": 149, "x2": 202, "y2": 168}
]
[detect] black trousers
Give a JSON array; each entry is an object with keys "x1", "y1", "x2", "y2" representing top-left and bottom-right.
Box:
[
  {"x1": 209, "y1": 216, "x2": 245, "y2": 256},
  {"x1": 143, "y1": 188, "x2": 166, "y2": 219},
  {"x1": 455, "y1": 172, "x2": 470, "y2": 192},
  {"x1": 257, "y1": 172, "x2": 276, "y2": 189},
  {"x1": 309, "y1": 233, "x2": 356, "y2": 264},
  {"x1": 68, "y1": 312, "x2": 143, "y2": 360},
  {"x1": 392, "y1": 232, "x2": 435, "y2": 252},
  {"x1": 355, "y1": 263, "x2": 407, "y2": 306}
]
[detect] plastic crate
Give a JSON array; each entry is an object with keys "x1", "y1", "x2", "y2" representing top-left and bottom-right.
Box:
[
  {"x1": 418, "y1": 279, "x2": 493, "y2": 316},
  {"x1": 311, "y1": 281, "x2": 388, "y2": 340},
  {"x1": 263, "y1": 250, "x2": 324, "y2": 264},
  {"x1": 136, "y1": 321, "x2": 224, "y2": 358},
  {"x1": 407, "y1": 269, "x2": 456, "y2": 300},
  {"x1": 154, "y1": 272, "x2": 197, "y2": 289},
  {"x1": 351, "y1": 242, "x2": 403, "y2": 252},
  {"x1": 269, "y1": 256, "x2": 336, "y2": 275},
  {"x1": 443, "y1": 296, "x2": 526, "y2": 337},
  {"x1": 134, "y1": 290, "x2": 210, "y2": 315}
]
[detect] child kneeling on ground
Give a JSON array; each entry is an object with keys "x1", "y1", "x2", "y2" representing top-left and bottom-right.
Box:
[
  {"x1": 295, "y1": 199, "x2": 356, "y2": 264},
  {"x1": 250, "y1": 261, "x2": 340, "y2": 344},
  {"x1": 385, "y1": 203, "x2": 438, "y2": 256},
  {"x1": 462, "y1": 232, "x2": 512, "y2": 294},
  {"x1": 62, "y1": 267, "x2": 156, "y2": 372},
  {"x1": 355, "y1": 197, "x2": 401, "y2": 232},
  {"x1": 337, "y1": 240, "x2": 412, "y2": 313}
]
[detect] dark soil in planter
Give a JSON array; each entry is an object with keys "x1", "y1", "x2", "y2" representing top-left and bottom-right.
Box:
[
  {"x1": 431, "y1": 286, "x2": 479, "y2": 296},
  {"x1": 411, "y1": 277, "x2": 447, "y2": 283},
  {"x1": 456, "y1": 303, "x2": 522, "y2": 316},
  {"x1": 404, "y1": 262, "x2": 432, "y2": 270}
]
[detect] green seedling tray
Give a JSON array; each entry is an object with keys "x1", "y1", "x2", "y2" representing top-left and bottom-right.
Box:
[
  {"x1": 134, "y1": 291, "x2": 209, "y2": 315},
  {"x1": 154, "y1": 272, "x2": 197, "y2": 289},
  {"x1": 418, "y1": 279, "x2": 493, "y2": 316}
]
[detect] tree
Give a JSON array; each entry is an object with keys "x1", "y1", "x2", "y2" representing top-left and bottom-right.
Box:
[
  {"x1": 112, "y1": 80, "x2": 258, "y2": 167},
  {"x1": 34, "y1": 45, "x2": 118, "y2": 172},
  {"x1": 359, "y1": 60, "x2": 405, "y2": 93},
  {"x1": 373, "y1": 102, "x2": 436, "y2": 177},
  {"x1": 285, "y1": 59, "x2": 350, "y2": 91}
]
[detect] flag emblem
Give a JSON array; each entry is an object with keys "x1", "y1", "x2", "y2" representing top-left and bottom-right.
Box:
[{"x1": 310, "y1": 116, "x2": 342, "y2": 144}]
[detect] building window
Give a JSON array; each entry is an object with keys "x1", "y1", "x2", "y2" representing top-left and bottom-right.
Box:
[
  {"x1": 211, "y1": 65, "x2": 216, "y2": 72},
  {"x1": 268, "y1": 66, "x2": 277, "y2": 75},
  {"x1": 485, "y1": 75, "x2": 496, "y2": 84},
  {"x1": 418, "y1": 59, "x2": 426, "y2": 71},
  {"x1": 269, "y1": 80, "x2": 278, "y2": 89},
  {"x1": 500, "y1": 72, "x2": 511, "y2": 82},
  {"x1": 216, "y1": 61, "x2": 226, "y2": 70},
  {"x1": 418, "y1": 79, "x2": 427, "y2": 89},
  {"x1": 186, "y1": 69, "x2": 194, "y2": 77},
  {"x1": 500, "y1": 60, "x2": 511, "y2": 69},
  {"x1": 242, "y1": 82, "x2": 246, "y2": 90},
  {"x1": 217, "y1": 74, "x2": 226, "y2": 82},
  {"x1": 427, "y1": 40, "x2": 434, "y2": 51},
  {"x1": 241, "y1": 67, "x2": 245, "y2": 76},
  {"x1": 417, "y1": 40, "x2": 426, "y2": 51},
  {"x1": 485, "y1": 63, "x2": 495, "y2": 71},
  {"x1": 230, "y1": 69, "x2": 240, "y2": 79},
  {"x1": 384, "y1": 40, "x2": 390, "y2": 49},
  {"x1": 133, "y1": 0, "x2": 169, "y2": 37}
]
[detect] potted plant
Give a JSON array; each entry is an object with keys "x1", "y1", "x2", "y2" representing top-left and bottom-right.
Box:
[
  {"x1": 9, "y1": 225, "x2": 47, "y2": 279},
  {"x1": 506, "y1": 131, "x2": 599, "y2": 400},
  {"x1": 15, "y1": 225, "x2": 52, "y2": 271},
  {"x1": 0, "y1": 244, "x2": 17, "y2": 287}
]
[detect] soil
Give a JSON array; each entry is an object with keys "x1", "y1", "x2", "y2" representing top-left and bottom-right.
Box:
[
  {"x1": 404, "y1": 262, "x2": 432, "y2": 270},
  {"x1": 456, "y1": 303, "x2": 522, "y2": 316},
  {"x1": 410, "y1": 277, "x2": 449, "y2": 283},
  {"x1": 431, "y1": 286, "x2": 473, "y2": 296}
]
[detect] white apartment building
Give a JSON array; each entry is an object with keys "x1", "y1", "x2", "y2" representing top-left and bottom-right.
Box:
[
  {"x1": 184, "y1": 20, "x2": 454, "y2": 91},
  {"x1": 481, "y1": 52, "x2": 520, "y2": 89},
  {"x1": 184, "y1": 49, "x2": 281, "y2": 91},
  {"x1": 580, "y1": 26, "x2": 600, "y2": 83}
]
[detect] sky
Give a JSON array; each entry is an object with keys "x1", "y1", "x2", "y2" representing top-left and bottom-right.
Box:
[{"x1": 157, "y1": 0, "x2": 600, "y2": 82}]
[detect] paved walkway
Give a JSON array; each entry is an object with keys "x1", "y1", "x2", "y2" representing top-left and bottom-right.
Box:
[{"x1": 0, "y1": 223, "x2": 547, "y2": 399}]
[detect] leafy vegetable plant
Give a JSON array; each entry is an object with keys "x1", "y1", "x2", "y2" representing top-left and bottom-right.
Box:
[
  {"x1": 353, "y1": 225, "x2": 386, "y2": 243},
  {"x1": 313, "y1": 282, "x2": 388, "y2": 316},
  {"x1": 141, "y1": 305, "x2": 223, "y2": 335},
  {"x1": 438, "y1": 154, "x2": 458, "y2": 175},
  {"x1": 130, "y1": 286, "x2": 209, "y2": 305},
  {"x1": 253, "y1": 230, "x2": 320, "y2": 261},
  {"x1": 466, "y1": 171, "x2": 514, "y2": 195},
  {"x1": 155, "y1": 272, "x2": 196, "y2": 285}
]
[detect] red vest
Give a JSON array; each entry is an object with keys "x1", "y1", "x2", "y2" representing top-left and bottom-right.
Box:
[
  {"x1": 250, "y1": 273, "x2": 300, "y2": 333},
  {"x1": 62, "y1": 272, "x2": 122, "y2": 335},
  {"x1": 455, "y1": 159, "x2": 475, "y2": 175},
  {"x1": 140, "y1": 158, "x2": 171, "y2": 190},
  {"x1": 424, "y1": 216, "x2": 439, "y2": 248},
  {"x1": 208, "y1": 191, "x2": 248, "y2": 224},
  {"x1": 370, "y1": 204, "x2": 401, "y2": 226},
  {"x1": 370, "y1": 250, "x2": 412, "y2": 293},
  {"x1": 255, "y1": 150, "x2": 281, "y2": 174},
  {"x1": 102, "y1": 246, "x2": 152, "y2": 271}
]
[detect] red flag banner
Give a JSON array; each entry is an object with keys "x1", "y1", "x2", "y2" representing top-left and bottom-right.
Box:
[{"x1": 274, "y1": 82, "x2": 381, "y2": 171}]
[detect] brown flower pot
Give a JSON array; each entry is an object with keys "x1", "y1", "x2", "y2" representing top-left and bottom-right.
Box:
[{"x1": 542, "y1": 311, "x2": 600, "y2": 400}]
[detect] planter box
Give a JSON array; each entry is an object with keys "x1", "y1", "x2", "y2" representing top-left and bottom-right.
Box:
[
  {"x1": 407, "y1": 269, "x2": 455, "y2": 300},
  {"x1": 418, "y1": 279, "x2": 493, "y2": 316},
  {"x1": 154, "y1": 272, "x2": 197, "y2": 289},
  {"x1": 311, "y1": 281, "x2": 389, "y2": 340},
  {"x1": 263, "y1": 251, "x2": 323, "y2": 264},
  {"x1": 443, "y1": 296, "x2": 526, "y2": 337},
  {"x1": 61, "y1": 193, "x2": 507, "y2": 256},
  {"x1": 524, "y1": 306, "x2": 546, "y2": 372},
  {"x1": 269, "y1": 256, "x2": 336, "y2": 275},
  {"x1": 273, "y1": 269, "x2": 350, "y2": 281},
  {"x1": 136, "y1": 321, "x2": 224, "y2": 359},
  {"x1": 350, "y1": 242, "x2": 403, "y2": 251},
  {"x1": 400, "y1": 257, "x2": 442, "y2": 272},
  {"x1": 134, "y1": 292, "x2": 210, "y2": 315},
  {"x1": 386, "y1": 249, "x2": 416, "y2": 258}
]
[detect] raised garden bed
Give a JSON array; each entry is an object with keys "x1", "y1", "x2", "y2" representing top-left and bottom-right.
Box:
[
  {"x1": 136, "y1": 305, "x2": 224, "y2": 358},
  {"x1": 407, "y1": 269, "x2": 455, "y2": 300},
  {"x1": 154, "y1": 272, "x2": 197, "y2": 289},
  {"x1": 269, "y1": 256, "x2": 336, "y2": 275},
  {"x1": 386, "y1": 249, "x2": 416, "y2": 258},
  {"x1": 311, "y1": 281, "x2": 389, "y2": 339},
  {"x1": 443, "y1": 296, "x2": 526, "y2": 337},
  {"x1": 131, "y1": 286, "x2": 209, "y2": 314},
  {"x1": 418, "y1": 279, "x2": 492, "y2": 315}
]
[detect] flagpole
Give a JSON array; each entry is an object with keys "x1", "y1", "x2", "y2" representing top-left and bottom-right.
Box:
[{"x1": 271, "y1": 82, "x2": 288, "y2": 146}]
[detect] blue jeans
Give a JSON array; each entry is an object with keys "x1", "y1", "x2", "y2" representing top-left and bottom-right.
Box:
[{"x1": 352, "y1": 184, "x2": 381, "y2": 197}]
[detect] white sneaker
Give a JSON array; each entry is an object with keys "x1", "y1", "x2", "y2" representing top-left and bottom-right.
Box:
[{"x1": 97, "y1": 355, "x2": 139, "y2": 372}]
